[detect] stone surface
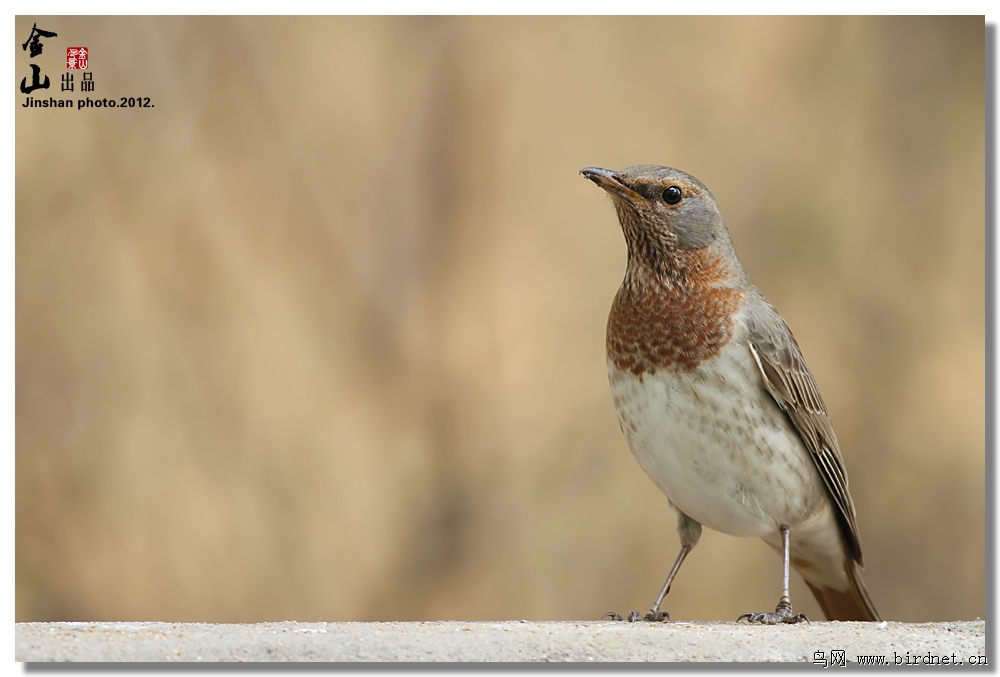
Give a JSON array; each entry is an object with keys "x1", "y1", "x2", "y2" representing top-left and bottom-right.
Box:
[{"x1": 15, "y1": 620, "x2": 986, "y2": 663}]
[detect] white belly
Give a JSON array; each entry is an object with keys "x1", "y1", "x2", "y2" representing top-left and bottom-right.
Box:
[{"x1": 608, "y1": 337, "x2": 825, "y2": 538}]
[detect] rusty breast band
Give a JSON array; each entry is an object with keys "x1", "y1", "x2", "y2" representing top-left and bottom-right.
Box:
[{"x1": 607, "y1": 251, "x2": 745, "y2": 376}]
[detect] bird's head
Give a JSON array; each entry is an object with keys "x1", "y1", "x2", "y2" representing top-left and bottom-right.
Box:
[{"x1": 581, "y1": 165, "x2": 736, "y2": 281}]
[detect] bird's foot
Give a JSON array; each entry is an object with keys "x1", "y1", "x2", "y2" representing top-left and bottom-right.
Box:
[
  {"x1": 602, "y1": 609, "x2": 670, "y2": 622},
  {"x1": 737, "y1": 597, "x2": 808, "y2": 625}
]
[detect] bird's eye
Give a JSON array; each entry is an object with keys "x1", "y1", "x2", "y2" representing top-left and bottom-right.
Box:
[{"x1": 662, "y1": 186, "x2": 683, "y2": 205}]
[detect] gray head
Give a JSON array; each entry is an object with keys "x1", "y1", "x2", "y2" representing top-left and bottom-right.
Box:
[{"x1": 581, "y1": 165, "x2": 743, "y2": 281}]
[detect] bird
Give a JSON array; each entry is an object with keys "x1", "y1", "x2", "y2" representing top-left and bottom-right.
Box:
[{"x1": 581, "y1": 164, "x2": 880, "y2": 624}]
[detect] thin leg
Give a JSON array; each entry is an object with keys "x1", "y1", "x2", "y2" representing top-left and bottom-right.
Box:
[
  {"x1": 780, "y1": 524, "x2": 791, "y2": 606},
  {"x1": 737, "y1": 526, "x2": 809, "y2": 625},
  {"x1": 645, "y1": 545, "x2": 691, "y2": 621},
  {"x1": 603, "y1": 510, "x2": 701, "y2": 623}
]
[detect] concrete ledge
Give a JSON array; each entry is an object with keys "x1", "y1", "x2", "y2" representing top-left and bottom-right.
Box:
[{"x1": 15, "y1": 620, "x2": 986, "y2": 663}]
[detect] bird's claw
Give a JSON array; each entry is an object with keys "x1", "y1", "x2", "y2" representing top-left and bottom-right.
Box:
[
  {"x1": 736, "y1": 611, "x2": 808, "y2": 624},
  {"x1": 737, "y1": 598, "x2": 809, "y2": 625},
  {"x1": 602, "y1": 610, "x2": 669, "y2": 622}
]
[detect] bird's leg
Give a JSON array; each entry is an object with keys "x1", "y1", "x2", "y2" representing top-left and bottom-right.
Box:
[
  {"x1": 603, "y1": 513, "x2": 700, "y2": 623},
  {"x1": 737, "y1": 525, "x2": 809, "y2": 625},
  {"x1": 644, "y1": 544, "x2": 690, "y2": 621},
  {"x1": 603, "y1": 545, "x2": 688, "y2": 623}
]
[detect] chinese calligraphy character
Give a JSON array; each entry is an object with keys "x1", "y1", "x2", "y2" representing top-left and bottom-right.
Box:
[
  {"x1": 20, "y1": 64, "x2": 50, "y2": 94},
  {"x1": 21, "y1": 23, "x2": 57, "y2": 58},
  {"x1": 812, "y1": 650, "x2": 827, "y2": 667},
  {"x1": 830, "y1": 649, "x2": 846, "y2": 667},
  {"x1": 20, "y1": 23, "x2": 58, "y2": 94},
  {"x1": 61, "y1": 73, "x2": 74, "y2": 92},
  {"x1": 81, "y1": 72, "x2": 95, "y2": 92}
]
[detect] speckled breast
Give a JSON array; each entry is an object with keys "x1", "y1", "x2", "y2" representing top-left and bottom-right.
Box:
[
  {"x1": 606, "y1": 257, "x2": 745, "y2": 377},
  {"x1": 606, "y1": 291, "x2": 826, "y2": 538}
]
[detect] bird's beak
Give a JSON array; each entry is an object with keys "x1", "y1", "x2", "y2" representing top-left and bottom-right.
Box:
[{"x1": 580, "y1": 167, "x2": 640, "y2": 200}]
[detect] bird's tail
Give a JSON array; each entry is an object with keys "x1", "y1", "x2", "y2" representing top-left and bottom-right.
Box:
[{"x1": 804, "y1": 559, "x2": 881, "y2": 621}]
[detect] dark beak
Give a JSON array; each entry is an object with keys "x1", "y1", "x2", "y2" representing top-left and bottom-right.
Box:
[{"x1": 580, "y1": 167, "x2": 640, "y2": 200}]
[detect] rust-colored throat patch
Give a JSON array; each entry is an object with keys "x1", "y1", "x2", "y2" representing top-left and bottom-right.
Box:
[{"x1": 607, "y1": 253, "x2": 744, "y2": 375}]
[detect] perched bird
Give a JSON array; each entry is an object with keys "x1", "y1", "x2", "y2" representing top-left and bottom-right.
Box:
[{"x1": 581, "y1": 165, "x2": 879, "y2": 624}]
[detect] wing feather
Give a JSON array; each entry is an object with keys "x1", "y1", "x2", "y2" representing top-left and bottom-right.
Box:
[{"x1": 746, "y1": 301, "x2": 863, "y2": 566}]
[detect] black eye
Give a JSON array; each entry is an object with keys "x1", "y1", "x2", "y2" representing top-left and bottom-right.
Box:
[{"x1": 662, "y1": 186, "x2": 683, "y2": 205}]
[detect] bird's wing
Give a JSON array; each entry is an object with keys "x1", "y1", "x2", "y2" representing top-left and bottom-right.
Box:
[{"x1": 745, "y1": 300, "x2": 863, "y2": 565}]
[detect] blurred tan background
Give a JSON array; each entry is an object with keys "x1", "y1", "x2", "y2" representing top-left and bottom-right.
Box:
[{"x1": 16, "y1": 16, "x2": 984, "y2": 623}]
